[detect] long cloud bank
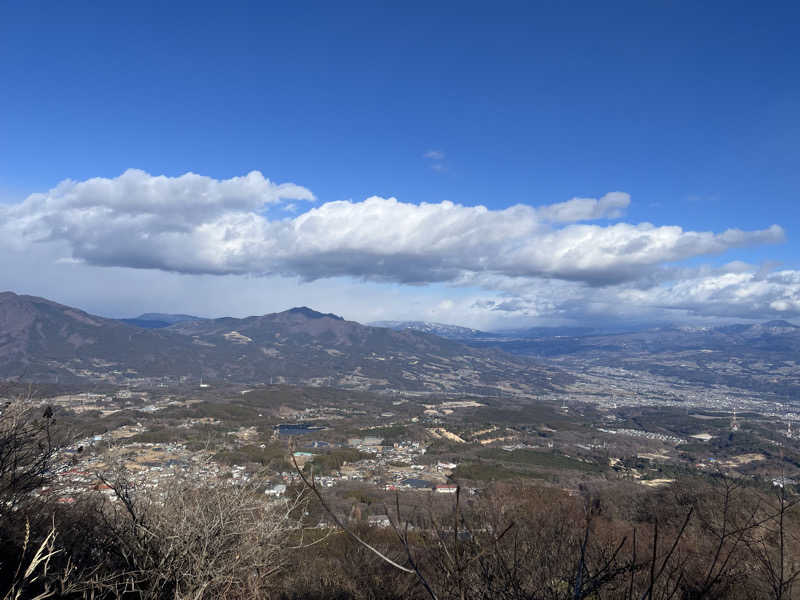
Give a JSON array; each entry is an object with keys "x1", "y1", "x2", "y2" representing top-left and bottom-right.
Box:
[
  {"x1": 468, "y1": 266, "x2": 800, "y2": 323},
  {"x1": 0, "y1": 169, "x2": 784, "y2": 290},
  {"x1": 3, "y1": 169, "x2": 798, "y2": 322}
]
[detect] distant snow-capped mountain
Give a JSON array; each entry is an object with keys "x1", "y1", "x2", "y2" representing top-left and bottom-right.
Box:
[{"x1": 370, "y1": 320, "x2": 490, "y2": 340}]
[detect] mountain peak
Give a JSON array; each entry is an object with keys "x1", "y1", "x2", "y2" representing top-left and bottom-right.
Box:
[{"x1": 284, "y1": 307, "x2": 344, "y2": 321}]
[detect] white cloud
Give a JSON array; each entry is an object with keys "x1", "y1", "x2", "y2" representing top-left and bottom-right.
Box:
[
  {"x1": 465, "y1": 264, "x2": 800, "y2": 325},
  {"x1": 536, "y1": 192, "x2": 630, "y2": 222},
  {"x1": 0, "y1": 171, "x2": 784, "y2": 292},
  {"x1": 623, "y1": 269, "x2": 800, "y2": 318},
  {"x1": 3, "y1": 240, "x2": 799, "y2": 328},
  {"x1": 3, "y1": 168, "x2": 313, "y2": 244},
  {"x1": 423, "y1": 150, "x2": 445, "y2": 160}
]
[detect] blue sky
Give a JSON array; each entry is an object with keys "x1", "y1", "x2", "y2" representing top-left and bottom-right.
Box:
[{"x1": 1, "y1": 1, "x2": 799, "y2": 328}]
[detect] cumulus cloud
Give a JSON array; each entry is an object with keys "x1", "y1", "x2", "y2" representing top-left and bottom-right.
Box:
[
  {"x1": 621, "y1": 269, "x2": 800, "y2": 318},
  {"x1": 0, "y1": 170, "x2": 784, "y2": 291},
  {"x1": 465, "y1": 264, "x2": 800, "y2": 325},
  {"x1": 1, "y1": 169, "x2": 313, "y2": 249},
  {"x1": 15, "y1": 169, "x2": 312, "y2": 225}
]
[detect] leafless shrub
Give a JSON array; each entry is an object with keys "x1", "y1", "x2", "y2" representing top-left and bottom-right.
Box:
[
  {"x1": 745, "y1": 481, "x2": 800, "y2": 600},
  {"x1": 82, "y1": 468, "x2": 308, "y2": 599},
  {"x1": 293, "y1": 450, "x2": 755, "y2": 600},
  {"x1": 0, "y1": 393, "x2": 67, "y2": 516}
]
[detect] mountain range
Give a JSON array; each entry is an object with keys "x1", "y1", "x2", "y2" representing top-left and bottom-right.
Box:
[
  {"x1": 371, "y1": 319, "x2": 800, "y2": 359},
  {"x1": 358, "y1": 317, "x2": 800, "y2": 399},
  {"x1": 0, "y1": 292, "x2": 564, "y2": 393},
  {"x1": 460, "y1": 319, "x2": 800, "y2": 399},
  {"x1": 371, "y1": 321, "x2": 602, "y2": 340},
  {"x1": 465, "y1": 320, "x2": 800, "y2": 358},
  {"x1": 4, "y1": 290, "x2": 798, "y2": 397}
]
